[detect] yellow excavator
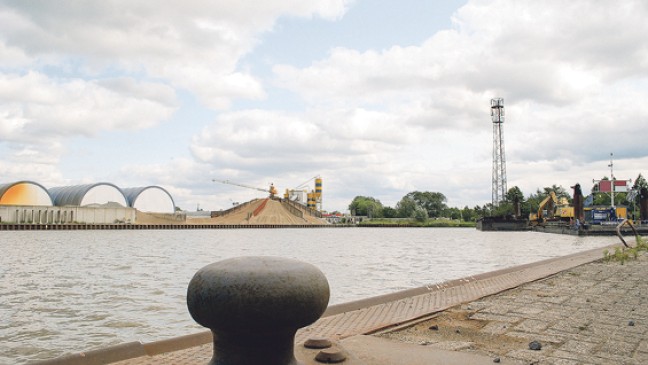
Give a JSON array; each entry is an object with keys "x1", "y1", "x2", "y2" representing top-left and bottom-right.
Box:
[
  {"x1": 529, "y1": 191, "x2": 574, "y2": 225},
  {"x1": 529, "y1": 192, "x2": 557, "y2": 225}
]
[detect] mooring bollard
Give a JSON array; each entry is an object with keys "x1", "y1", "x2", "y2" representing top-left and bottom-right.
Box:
[{"x1": 187, "y1": 256, "x2": 330, "y2": 365}]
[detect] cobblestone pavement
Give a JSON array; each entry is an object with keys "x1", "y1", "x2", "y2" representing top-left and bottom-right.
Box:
[{"x1": 381, "y1": 253, "x2": 648, "y2": 364}]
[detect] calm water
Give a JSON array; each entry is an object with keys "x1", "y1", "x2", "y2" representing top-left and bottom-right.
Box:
[{"x1": 1, "y1": 228, "x2": 614, "y2": 364}]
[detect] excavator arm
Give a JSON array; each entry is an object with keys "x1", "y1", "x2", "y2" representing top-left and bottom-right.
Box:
[{"x1": 530, "y1": 191, "x2": 557, "y2": 223}]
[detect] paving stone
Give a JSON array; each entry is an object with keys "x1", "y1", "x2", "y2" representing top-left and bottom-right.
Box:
[
  {"x1": 482, "y1": 304, "x2": 518, "y2": 315},
  {"x1": 469, "y1": 312, "x2": 522, "y2": 323},
  {"x1": 550, "y1": 349, "x2": 608, "y2": 364},
  {"x1": 558, "y1": 339, "x2": 599, "y2": 354},
  {"x1": 590, "y1": 351, "x2": 641, "y2": 365},
  {"x1": 631, "y1": 351, "x2": 648, "y2": 363},
  {"x1": 504, "y1": 331, "x2": 565, "y2": 345},
  {"x1": 597, "y1": 340, "x2": 637, "y2": 357},
  {"x1": 635, "y1": 340, "x2": 648, "y2": 353},
  {"x1": 505, "y1": 349, "x2": 549, "y2": 363},
  {"x1": 480, "y1": 321, "x2": 509, "y2": 335},
  {"x1": 508, "y1": 304, "x2": 546, "y2": 316},
  {"x1": 549, "y1": 319, "x2": 592, "y2": 334},
  {"x1": 545, "y1": 358, "x2": 580, "y2": 365},
  {"x1": 536, "y1": 295, "x2": 571, "y2": 304},
  {"x1": 513, "y1": 319, "x2": 550, "y2": 333},
  {"x1": 427, "y1": 341, "x2": 475, "y2": 351}
]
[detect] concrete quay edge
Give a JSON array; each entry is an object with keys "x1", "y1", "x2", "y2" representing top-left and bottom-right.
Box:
[{"x1": 33, "y1": 243, "x2": 620, "y2": 365}]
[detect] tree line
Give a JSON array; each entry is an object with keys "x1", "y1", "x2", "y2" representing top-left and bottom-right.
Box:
[
  {"x1": 348, "y1": 173, "x2": 648, "y2": 221},
  {"x1": 348, "y1": 191, "x2": 481, "y2": 222}
]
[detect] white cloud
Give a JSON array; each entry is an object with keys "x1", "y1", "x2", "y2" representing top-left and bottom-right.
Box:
[
  {"x1": 3, "y1": 0, "x2": 648, "y2": 212},
  {"x1": 0, "y1": 71, "x2": 177, "y2": 142},
  {"x1": 0, "y1": 1, "x2": 352, "y2": 108}
]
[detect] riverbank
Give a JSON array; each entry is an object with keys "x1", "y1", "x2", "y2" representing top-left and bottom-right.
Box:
[
  {"x1": 0, "y1": 222, "x2": 336, "y2": 230},
  {"x1": 359, "y1": 218, "x2": 475, "y2": 228}
]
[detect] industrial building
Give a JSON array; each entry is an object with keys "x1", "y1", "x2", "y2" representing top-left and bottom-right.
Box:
[{"x1": 0, "y1": 181, "x2": 176, "y2": 224}]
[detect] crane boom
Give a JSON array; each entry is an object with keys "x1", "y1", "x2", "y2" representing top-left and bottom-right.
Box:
[
  {"x1": 294, "y1": 175, "x2": 319, "y2": 189},
  {"x1": 212, "y1": 179, "x2": 278, "y2": 197}
]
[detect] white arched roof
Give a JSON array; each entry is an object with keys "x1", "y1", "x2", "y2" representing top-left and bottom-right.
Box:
[
  {"x1": 0, "y1": 181, "x2": 53, "y2": 206},
  {"x1": 122, "y1": 186, "x2": 176, "y2": 213}
]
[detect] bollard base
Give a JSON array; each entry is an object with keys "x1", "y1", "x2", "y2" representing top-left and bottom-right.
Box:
[
  {"x1": 210, "y1": 331, "x2": 301, "y2": 365},
  {"x1": 296, "y1": 339, "x2": 365, "y2": 365}
]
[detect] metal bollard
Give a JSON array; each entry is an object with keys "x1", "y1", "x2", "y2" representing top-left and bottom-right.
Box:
[{"x1": 187, "y1": 256, "x2": 330, "y2": 365}]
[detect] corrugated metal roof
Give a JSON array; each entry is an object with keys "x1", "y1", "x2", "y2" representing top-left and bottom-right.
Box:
[{"x1": 49, "y1": 183, "x2": 127, "y2": 207}]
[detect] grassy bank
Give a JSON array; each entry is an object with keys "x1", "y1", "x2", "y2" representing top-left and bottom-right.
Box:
[{"x1": 358, "y1": 218, "x2": 475, "y2": 228}]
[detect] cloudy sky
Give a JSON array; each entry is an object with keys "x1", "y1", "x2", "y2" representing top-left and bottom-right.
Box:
[{"x1": 1, "y1": 0, "x2": 647, "y2": 212}]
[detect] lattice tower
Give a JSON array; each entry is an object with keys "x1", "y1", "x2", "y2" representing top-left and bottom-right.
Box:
[{"x1": 491, "y1": 98, "x2": 507, "y2": 207}]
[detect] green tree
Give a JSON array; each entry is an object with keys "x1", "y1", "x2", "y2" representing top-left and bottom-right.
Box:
[
  {"x1": 402, "y1": 191, "x2": 447, "y2": 218},
  {"x1": 382, "y1": 206, "x2": 398, "y2": 218},
  {"x1": 348, "y1": 196, "x2": 384, "y2": 217},
  {"x1": 444, "y1": 207, "x2": 462, "y2": 220},
  {"x1": 395, "y1": 196, "x2": 418, "y2": 218},
  {"x1": 634, "y1": 174, "x2": 648, "y2": 190},
  {"x1": 461, "y1": 206, "x2": 476, "y2": 221},
  {"x1": 505, "y1": 186, "x2": 524, "y2": 204},
  {"x1": 413, "y1": 206, "x2": 429, "y2": 222},
  {"x1": 473, "y1": 204, "x2": 489, "y2": 218},
  {"x1": 628, "y1": 173, "x2": 648, "y2": 218},
  {"x1": 543, "y1": 184, "x2": 570, "y2": 202},
  {"x1": 492, "y1": 186, "x2": 525, "y2": 217}
]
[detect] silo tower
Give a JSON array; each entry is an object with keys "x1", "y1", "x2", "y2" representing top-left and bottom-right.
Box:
[
  {"x1": 314, "y1": 177, "x2": 323, "y2": 211},
  {"x1": 491, "y1": 98, "x2": 507, "y2": 207}
]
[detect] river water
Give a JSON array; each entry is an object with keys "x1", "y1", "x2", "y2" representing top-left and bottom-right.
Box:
[{"x1": 1, "y1": 228, "x2": 614, "y2": 364}]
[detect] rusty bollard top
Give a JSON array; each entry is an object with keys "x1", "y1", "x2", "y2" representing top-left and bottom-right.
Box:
[{"x1": 187, "y1": 256, "x2": 330, "y2": 365}]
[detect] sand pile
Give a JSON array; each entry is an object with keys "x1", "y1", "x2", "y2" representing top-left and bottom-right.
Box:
[
  {"x1": 135, "y1": 211, "x2": 185, "y2": 224},
  {"x1": 188, "y1": 198, "x2": 327, "y2": 226}
]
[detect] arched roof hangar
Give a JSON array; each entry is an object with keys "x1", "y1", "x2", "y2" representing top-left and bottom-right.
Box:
[
  {"x1": 0, "y1": 181, "x2": 54, "y2": 206},
  {"x1": 123, "y1": 186, "x2": 176, "y2": 213},
  {"x1": 49, "y1": 183, "x2": 128, "y2": 207}
]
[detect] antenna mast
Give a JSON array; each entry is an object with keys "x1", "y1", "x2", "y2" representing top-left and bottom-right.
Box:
[{"x1": 491, "y1": 98, "x2": 507, "y2": 207}]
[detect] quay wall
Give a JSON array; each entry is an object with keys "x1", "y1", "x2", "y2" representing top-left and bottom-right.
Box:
[
  {"x1": 0, "y1": 223, "x2": 342, "y2": 231},
  {"x1": 0, "y1": 205, "x2": 135, "y2": 225}
]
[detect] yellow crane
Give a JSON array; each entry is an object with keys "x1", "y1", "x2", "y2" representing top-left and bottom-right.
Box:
[{"x1": 212, "y1": 179, "x2": 278, "y2": 198}]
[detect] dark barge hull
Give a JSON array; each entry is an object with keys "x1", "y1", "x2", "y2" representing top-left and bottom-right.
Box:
[
  {"x1": 476, "y1": 217, "x2": 530, "y2": 231},
  {"x1": 532, "y1": 223, "x2": 648, "y2": 236}
]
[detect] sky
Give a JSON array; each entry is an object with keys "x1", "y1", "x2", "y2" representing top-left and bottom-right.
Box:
[{"x1": 1, "y1": 0, "x2": 648, "y2": 213}]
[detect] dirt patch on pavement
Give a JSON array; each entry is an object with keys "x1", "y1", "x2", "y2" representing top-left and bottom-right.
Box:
[{"x1": 379, "y1": 305, "x2": 529, "y2": 358}]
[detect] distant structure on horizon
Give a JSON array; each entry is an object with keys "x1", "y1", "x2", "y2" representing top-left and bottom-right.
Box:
[{"x1": 491, "y1": 98, "x2": 507, "y2": 207}]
